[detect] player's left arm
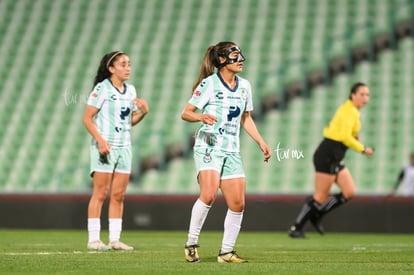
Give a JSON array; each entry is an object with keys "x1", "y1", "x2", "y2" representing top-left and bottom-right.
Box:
[
  {"x1": 241, "y1": 111, "x2": 271, "y2": 162},
  {"x1": 131, "y1": 98, "x2": 149, "y2": 126}
]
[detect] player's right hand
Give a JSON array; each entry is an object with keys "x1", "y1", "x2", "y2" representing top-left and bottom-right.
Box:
[
  {"x1": 201, "y1": 114, "x2": 217, "y2": 126},
  {"x1": 98, "y1": 139, "x2": 111, "y2": 155}
]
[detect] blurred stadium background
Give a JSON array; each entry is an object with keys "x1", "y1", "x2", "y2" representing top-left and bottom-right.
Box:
[{"x1": 0, "y1": 0, "x2": 413, "y2": 197}]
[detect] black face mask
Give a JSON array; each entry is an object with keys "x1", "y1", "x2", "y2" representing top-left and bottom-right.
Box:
[{"x1": 219, "y1": 46, "x2": 246, "y2": 67}]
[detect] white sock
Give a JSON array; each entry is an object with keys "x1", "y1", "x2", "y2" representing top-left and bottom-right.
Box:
[
  {"x1": 109, "y1": 218, "x2": 122, "y2": 242},
  {"x1": 88, "y1": 218, "x2": 100, "y2": 243},
  {"x1": 220, "y1": 209, "x2": 243, "y2": 254},
  {"x1": 186, "y1": 199, "x2": 211, "y2": 246}
]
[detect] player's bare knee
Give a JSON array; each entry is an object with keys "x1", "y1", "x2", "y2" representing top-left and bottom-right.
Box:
[
  {"x1": 92, "y1": 191, "x2": 108, "y2": 202},
  {"x1": 228, "y1": 201, "x2": 245, "y2": 212},
  {"x1": 110, "y1": 190, "x2": 125, "y2": 203},
  {"x1": 200, "y1": 194, "x2": 216, "y2": 206}
]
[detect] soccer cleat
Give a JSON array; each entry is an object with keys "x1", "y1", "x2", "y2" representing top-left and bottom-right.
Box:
[
  {"x1": 310, "y1": 216, "x2": 325, "y2": 235},
  {"x1": 109, "y1": 240, "x2": 134, "y2": 251},
  {"x1": 184, "y1": 244, "x2": 200, "y2": 263},
  {"x1": 217, "y1": 251, "x2": 248, "y2": 263},
  {"x1": 288, "y1": 225, "x2": 305, "y2": 238},
  {"x1": 87, "y1": 240, "x2": 112, "y2": 251}
]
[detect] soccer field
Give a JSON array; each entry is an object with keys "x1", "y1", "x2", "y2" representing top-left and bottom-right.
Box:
[{"x1": 0, "y1": 230, "x2": 413, "y2": 274}]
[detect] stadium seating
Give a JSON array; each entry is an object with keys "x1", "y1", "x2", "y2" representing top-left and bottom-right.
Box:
[
  {"x1": 0, "y1": 0, "x2": 412, "y2": 194},
  {"x1": 132, "y1": 37, "x2": 414, "y2": 195}
]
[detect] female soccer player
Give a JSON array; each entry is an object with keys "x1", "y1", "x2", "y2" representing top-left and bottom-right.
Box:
[
  {"x1": 288, "y1": 82, "x2": 374, "y2": 238},
  {"x1": 83, "y1": 51, "x2": 149, "y2": 250},
  {"x1": 181, "y1": 41, "x2": 271, "y2": 262}
]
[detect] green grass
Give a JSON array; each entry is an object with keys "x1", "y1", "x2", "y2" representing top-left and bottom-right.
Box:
[{"x1": 0, "y1": 230, "x2": 413, "y2": 274}]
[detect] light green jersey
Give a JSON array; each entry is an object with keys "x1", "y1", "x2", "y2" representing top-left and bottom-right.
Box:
[
  {"x1": 87, "y1": 78, "x2": 137, "y2": 147},
  {"x1": 189, "y1": 73, "x2": 253, "y2": 153}
]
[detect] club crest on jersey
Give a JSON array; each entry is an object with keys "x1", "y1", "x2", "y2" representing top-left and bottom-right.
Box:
[
  {"x1": 203, "y1": 148, "x2": 213, "y2": 163},
  {"x1": 240, "y1": 88, "x2": 247, "y2": 100}
]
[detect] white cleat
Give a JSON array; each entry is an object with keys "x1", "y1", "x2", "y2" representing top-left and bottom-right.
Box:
[
  {"x1": 87, "y1": 240, "x2": 112, "y2": 251},
  {"x1": 110, "y1": 240, "x2": 134, "y2": 251}
]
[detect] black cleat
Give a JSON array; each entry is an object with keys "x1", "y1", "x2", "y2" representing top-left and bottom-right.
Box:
[
  {"x1": 288, "y1": 225, "x2": 305, "y2": 238},
  {"x1": 310, "y1": 215, "x2": 325, "y2": 235}
]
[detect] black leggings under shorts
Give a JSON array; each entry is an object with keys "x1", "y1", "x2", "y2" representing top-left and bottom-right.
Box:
[{"x1": 313, "y1": 138, "x2": 348, "y2": 174}]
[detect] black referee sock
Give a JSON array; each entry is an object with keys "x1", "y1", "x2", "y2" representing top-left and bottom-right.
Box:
[
  {"x1": 321, "y1": 193, "x2": 347, "y2": 214},
  {"x1": 293, "y1": 198, "x2": 321, "y2": 230},
  {"x1": 292, "y1": 194, "x2": 347, "y2": 233}
]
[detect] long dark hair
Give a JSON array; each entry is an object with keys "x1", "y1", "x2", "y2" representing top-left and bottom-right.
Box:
[
  {"x1": 349, "y1": 82, "x2": 367, "y2": 99},
  {"x1": 93, "y1": 51, "x2": 125, "y2": 86},
  {"x1": 191, "y1": 41, "x2": 237, "y2": 93}
]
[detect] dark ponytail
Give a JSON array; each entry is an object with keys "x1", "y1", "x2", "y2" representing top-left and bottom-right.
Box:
[
  {"x1": 93, "y1": 51, "x2": 125, "y2": 86},
  {"x1": 191, "y1": 46, "x2": 216, "y2": 93}
]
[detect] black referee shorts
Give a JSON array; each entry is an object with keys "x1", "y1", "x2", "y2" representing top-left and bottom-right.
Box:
[{"x1": 313, "y1": 138, "x2": 348, "y2": 174}]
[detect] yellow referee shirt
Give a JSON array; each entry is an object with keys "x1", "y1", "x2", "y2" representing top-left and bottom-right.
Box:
[{"x1": 323, "y1": 100, "x2": 364, "y2": 152}]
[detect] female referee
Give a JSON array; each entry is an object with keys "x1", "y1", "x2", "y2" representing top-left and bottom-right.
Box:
[
  {"x1": 288, "y1": 82, "x2": 374, "y2": 238},
  {"x1": 181, "y1": 41, "x2": 271, "y2": 263},
  {"x1": 83, "y1": 51, "x2": 149, "y2": 250}
]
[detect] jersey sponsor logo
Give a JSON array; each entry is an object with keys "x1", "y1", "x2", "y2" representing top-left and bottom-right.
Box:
[
  {"x1": 110, "y1": 94, "x2": 117, "y2": 101},
  {"x1": 115, "y1": 125, "x2": 131, "y2": 133},
  {"x1": 96, "y1": 84, "x2": 102, "y2": 92},
  {"x1": 194, "y1": 90, "x2": 201, "y2": 97},
  {"x1": 216, "y1": 106, "x2": 240, "y2": 137},
  {"x1": 218, "y1": 125, "x2": 237, "y2": 136},
  {"x1": 92, "y1": 92, "x2": 98, "y2": 98},
  {"x1": 216, "y1": 91, "x2": 224, "y2": 100},
  {"x1": 227, "y1": 106, "x2": 240, "y2": 121},
  {"x1": 120, "y1": 107, "x2": 131, "y2": 120},
  {"x1": 227, "y1": 96, "x2": 241, "y2": 100}
]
